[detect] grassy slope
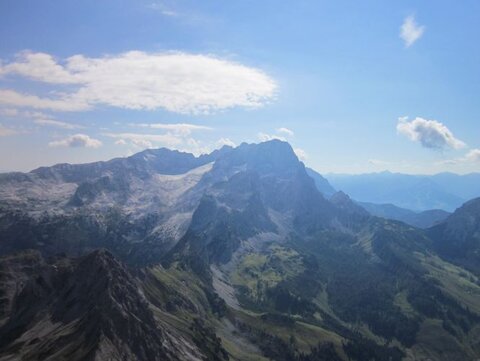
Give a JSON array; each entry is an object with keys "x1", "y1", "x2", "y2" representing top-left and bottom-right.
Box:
[
  {"x1": 141, "y1": 223, "x2": 480, "y2": 361},
  {"x1": 418, "y1": 253, "x2": 480, "y2": 314},
  {"x1": 142, "y1": 259, "x2": 349, "y2": 360},
  {"x1": 225, "y1": 223, "x2": 480, "y2": 360}
]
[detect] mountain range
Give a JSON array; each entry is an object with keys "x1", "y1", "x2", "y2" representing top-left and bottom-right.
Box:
[
  {"x1": 306, "y1": 168, "x2": 452, "y2": 229},
  {"x1": 0, "y1": 140, "x2": 479, "y2": 361},
  {"x1": 325, "y1": 171, "x2": 480, "y2": 212}
]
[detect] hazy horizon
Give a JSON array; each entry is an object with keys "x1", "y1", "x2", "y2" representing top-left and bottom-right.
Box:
[
  {"x1": 1, "y1": 1, "x2": 479, "y2": 174},
  {"x1": 1, "y1": 139, "x2": 480, "y2": 177}
]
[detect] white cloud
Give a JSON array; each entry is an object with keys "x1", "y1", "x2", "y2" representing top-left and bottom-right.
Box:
[
  {"x1": 106, "y1": 120, "x2": 215, "y2": 153},
  {"x1": 0, "y1": 52, "x2": 78, "y2": 84},
  {"x1": 148, "y1": 3, "x2": 178, "y2": 17},
  {"x1": 397, "y1": 116, "x2": 465, "y2": 150},
  {"x1": 103, "y1": 132, "x2": 182, "y2": 149},
  {"x1": 49, "y1": 134, "x2": 102, "y2": 148},
  {"x1": 0, "y1": 51, "x2": 277, "y2": 114},
  {"x1": 0, "y1": 107, "x2": 83, "y2": 129},
  {"x1": 114, "y1": 139, "x2": 127, "y2": 146},
  {"x1": 400, "y1": 15, "x2": 425, "y2": 47},
  {"x1": 6, "y1": 109, "x2": 51, "y2": 119},
  {"x1": 216, "y1": 137, "x2": 236, "y2": 147},
  {"x1": 161, "y1": 10, "x2": 178, "y2": 17},
  {"x1": 0, "y1": 108, "x2": 20, "y2": 117},
  {"x1": 465, "y1": 149, "x2": 480, "y2": 162},
  {"x1": 258, "y1": 128, "x2": 294, "y2": 142},
  {"x1": 34, "y1": 118, "x2": 83, "y2": 129},
  {"x1": 437, "y1": 148, "x2": 480, "y2": 166},
  {"x1": 257, "y1": 132, "x2": 286, "y2": 142},
  {"x1": 294, "y1": 148, "x2": 307, "y2": 161},
  {"x1": 0, "y1": 124, "x2": 16, "y2": 136},
  {"x1": 368, "y1": 159, "x2": 390, "y2": 166},
  {"x1": 276, "y1": 127, "x2": 294, "y2": 137},
  {"x1": 133, "y1": 123, "x2": 212, "y2": 136},
  {"x1": 0, "y1": 89, "x2": 89, "y2": 112},
  {"x1": 183, "y1": 137, "x2": 212, "y2": 155}
]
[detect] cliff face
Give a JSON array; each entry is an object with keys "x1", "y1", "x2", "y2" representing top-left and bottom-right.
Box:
[{"x1": 0, "y1": 250, "x2": 198, "y2": 361}]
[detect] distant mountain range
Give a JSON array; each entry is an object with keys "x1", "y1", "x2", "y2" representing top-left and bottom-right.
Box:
[
  {"x1": 358, "y1": 202, "x2": 450, "y2": 229},
  {"x1": 305, "y1": 168, "x2": 451, "y2": 228},
  {"x1": 325, "y1": 171, "x2": 480, "y2": 212},
  {"x1": 0, "y1": 140, "x2": 479, "y2": 361}
]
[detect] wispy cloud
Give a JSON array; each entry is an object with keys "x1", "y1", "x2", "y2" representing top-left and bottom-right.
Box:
[
  {"x1": 114, "y1": 139, "x2": 127, "y2": 146},
  {"x1": 294, "y1": 148, "x2": 307, "y2": 161},
  {"x1": 104, "y1": 132, "x2": 182, "y2": 149},
  {"x1": 146, "y1": 1, "x2": 214, "y2": 26},
  {"x1": 216, "y1": 138, "x2": 236, "y2": 147},
  {"x1": 0, "y1": 124, "x2": 16, "y2": 137},
  {"x1": 277, "y1": 127, "x2": 294, "y2": 137},
  {"x1": 0, "y1": 51, "x2": 277, "y2": 114},
  {"x1": 107, "y1": 121, "x2": 213, "y2": 151},
  {"x1": 48, "y1": 134, "x2": 102, "y2": 148},
  {"x1": 107, "y1": 131, "x2": 218, "y2": 155},
  {"x1": 0, "y1": 107, "x2": 83, "y2": 129},
  {"x1": 34, "y1": 118, "x2": 83, "y2": 129},
  {"x1": 368, "y1": 159, "x2": 391, "y2": 166},
  {"x1": 0, "y1": 108, "x2": 20, "y2": 117},
  {"x1": 397, "y1": 116, "x2": 465, "y2": 150},
  {"x1": 442, "y1": 149, "x2": 480, "y2": 165},
  {"x1": 0, "y1": 52, "x2": 78, "y2": 83},
  {"x1": 465, "y1": 149, "x2": 480, "y2": 162},
  {"x1": 147, "y1": 2, "x2": 179, "y2": 17},
  {"x1": 400, "y1": 15, "x2": 425, "y2": 47},
  {"x1": 257, "y1": 127, "x2": 295, "y2": 142},
  {"x1": 133, "y1": 123, "x2": 212, "y2": 136},
  {"x1": 257, "y1": 132, "x2": 286, "y2": 142},
  {"x1": 0, "y1": 89, "x2": 89, "y2": 112}
]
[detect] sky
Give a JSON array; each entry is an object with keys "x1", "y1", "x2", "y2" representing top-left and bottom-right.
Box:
[{"x1": 0, "y1": 0, "x2": 479, "y2": 174}]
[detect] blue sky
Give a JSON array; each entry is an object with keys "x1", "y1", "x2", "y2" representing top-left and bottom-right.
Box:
[{"x1": 0, "y1": 0, "x2": 479, "y2": 174}]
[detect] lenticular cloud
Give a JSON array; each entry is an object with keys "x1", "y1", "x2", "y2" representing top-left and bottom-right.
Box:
[{"x1": 0, "y1": 51, "x2": 277, "y2": 114}]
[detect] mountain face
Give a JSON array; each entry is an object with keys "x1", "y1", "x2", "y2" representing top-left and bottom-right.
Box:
[
  {"x1": 0, "y1": 146, "x2": 233, "y2": 264},
  {"x1": 1, "y1": 140, "x2": 480, "y2": 361},
  {"x1": 360, "y1": 202, "x2": 450, "y2": 229},
  {"x1": 305, "y1": 167, "x2": 336, "y2": 197},
  {"x1": 0, "y1": 250, "x2": 210, "y2": 361},
  {"x1": 170, "y1": 141, "x2": 342, "y2": 274},
  {"x1": 325, "y1": 172, "x2": 480, "y2": 211},
  {"x1": 429, "y1": 197, "x2": 480, "y2": 275}
]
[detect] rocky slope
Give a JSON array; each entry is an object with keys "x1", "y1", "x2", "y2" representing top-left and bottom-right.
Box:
[
  {"x1": 0, "y1": 249, "x2": 210, "y2": 361},
  {"x1": 429, "y1": 197, "x2": 480, "y2": 274},
  {"x1": 0, "y1": 140, "x2": 479, "y2": 360},
  {"x1": 0, "y1": 146, "x2": 232, "y2": 264},
  {"x1": 305, "y1": 167, "x2": 336, "y2": 197}
]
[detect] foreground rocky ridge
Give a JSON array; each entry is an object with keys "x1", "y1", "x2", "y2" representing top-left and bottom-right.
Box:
[
  {"x1": 0, "y1": 250, "x2": 211, "y2": 361},
  {"x1": 0, "y1": 140, "x2": 480, "y2": 360}
]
